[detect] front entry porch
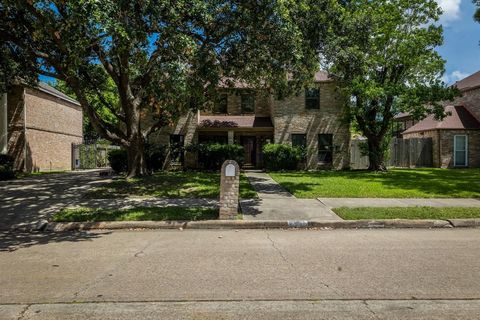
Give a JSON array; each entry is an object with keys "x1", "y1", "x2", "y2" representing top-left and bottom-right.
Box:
[{"x1": 197, "y1": 130, "x2": 273, "y2": 169}]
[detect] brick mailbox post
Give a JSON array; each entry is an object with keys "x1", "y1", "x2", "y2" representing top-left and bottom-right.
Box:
[{"x1": 219, "y1": 160, "x2": 240, "y2": 219}]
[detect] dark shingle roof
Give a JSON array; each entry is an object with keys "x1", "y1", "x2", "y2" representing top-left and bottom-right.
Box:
[
  {"x1": 403, "y1": 105, "x2": 480, "y2": 134},
  {"x1": 453, "y1": 71, "x2": 480, "y2": 91}
]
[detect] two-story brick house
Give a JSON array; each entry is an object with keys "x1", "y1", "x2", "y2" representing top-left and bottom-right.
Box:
[
  {"x1": 0, "y1": 82, "x2": 83, "y2": 172},
  {"x1": 150, "y1": 71, "x2": 350, "y2": 170},
  {"x1": 400, "y1": 71, "x2": 480, "y2": 168}
]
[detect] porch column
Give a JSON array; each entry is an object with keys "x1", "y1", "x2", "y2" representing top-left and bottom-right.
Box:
[
  {"x1": 228, "y1": 130, "x2": 234, "y2": 145},
  {"x1": 0, "y1": 93, "x2": 7, "y2": 154}
]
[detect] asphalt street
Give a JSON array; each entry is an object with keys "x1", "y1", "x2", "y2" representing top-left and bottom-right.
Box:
[{"x1": 1, "y1": 228, "x2": 479, "y2": 319}]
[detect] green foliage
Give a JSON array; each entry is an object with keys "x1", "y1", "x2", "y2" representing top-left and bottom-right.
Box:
[
  {"x1": 262, "y1": 144, "x2": 305, "y2": 171},
  {"x1": 269, "y1": 169, "x2": 480, "y2": 198},
  {"x1": 1, "y1": 0, "x2": 322, "y2": 176},
  {"x1": 334, "y1": 207, "x2": 480, "y2": 220},
  {"x1": 145, "y1": 144, "x2": 167, "y2": 172},
  {"x1": 108, "y1": 149, "x2": 128, "y2": 174},
  {"x1": 0, "y1": 154, "x2": 15, "y2": 180},
  {"x1": 53, "y1": 206, "x2": 218, "y2": 222},
  {"x1": 188, "y1": 143, "x2": 245, "y2": 170},
  {"x1": 82, "y1": 171, "x2": 257, "y2": 199},
  {"x1": 54, "y1": 79, "x2": 119, "y2": 141},
  {"x1": 320, "y1": 0, "x2": 460, "y2": 169}
]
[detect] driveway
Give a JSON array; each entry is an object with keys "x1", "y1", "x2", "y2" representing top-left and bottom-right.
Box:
[{"x1": 0, "y1": 170, "x2": 112, "y2": 229}]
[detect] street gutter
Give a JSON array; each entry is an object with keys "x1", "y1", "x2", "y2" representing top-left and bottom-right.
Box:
[{"x1": 6, "y1": 218, "x2": 480, "y2": 232}]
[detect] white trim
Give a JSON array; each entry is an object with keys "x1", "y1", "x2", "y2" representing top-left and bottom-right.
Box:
[{"x1": 453, "y1": 135, "x2": 468, "y2": 167}]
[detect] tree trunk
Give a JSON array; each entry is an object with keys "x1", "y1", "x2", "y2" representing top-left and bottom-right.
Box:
[
  {"x1": 367, "y1": 135, "x2": 387, "y2": 171},
  {"x1": 126, "y1": 134, "x2": 147, "y2": 178}
]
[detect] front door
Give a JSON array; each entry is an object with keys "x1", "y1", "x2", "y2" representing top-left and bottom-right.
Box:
[{"x1": 241, "y1": 136, "x2": 256, "y2": 167}]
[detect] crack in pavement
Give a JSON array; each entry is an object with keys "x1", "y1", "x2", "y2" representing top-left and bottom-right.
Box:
[
  {"x1": 362, "y1": 300, "x2": 379, "y2": 319},
  {"x1": 264, "y1": 230, "x2": 343, "y2": 299},
  {"x1": 16, "y1": 304, "x2": 31, "y2": 320},
  {"x1": 72, "y1": 238, "x2": 154, "y2": 301},
  {"x1": 265, "y1": 231, "x2": 294, "y2": 269}
]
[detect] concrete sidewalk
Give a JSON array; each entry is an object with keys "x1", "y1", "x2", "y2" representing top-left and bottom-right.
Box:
[{"x1": 240, "y1": 171, "x2": 341, "y2": 221}]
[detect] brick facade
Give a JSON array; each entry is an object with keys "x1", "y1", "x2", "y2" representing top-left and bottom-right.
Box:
[
  {"x1": 150, "y1": 75, "x2": 350, "y2": 170},
  {"x1": 6, "y1": 85, "x2": 83, "y2": 172},
  {"x1": 403, "y1": 129, "x2": 480, "y2": 168},
  {"x1": 272, "y1": 82, "x2": 350, "y2": 170}
]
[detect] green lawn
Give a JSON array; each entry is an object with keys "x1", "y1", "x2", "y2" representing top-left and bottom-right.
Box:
[
  {"x1": 333, "y1": 207, "x2": 480, "y2": 220},
  {"x1": 269, "y1": 168, "x2": 480, "y2": 198},
  {"x1": 83, "y1": 171, "x2": 256, "y2": 199},
  {"x1": 53, "y1": 206, "x2": 218, "y2": 222}
]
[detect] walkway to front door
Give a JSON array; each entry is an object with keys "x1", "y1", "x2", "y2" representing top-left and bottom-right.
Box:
[{"x1": 240, "y1": 171, "x2": 341, "y2": 221}]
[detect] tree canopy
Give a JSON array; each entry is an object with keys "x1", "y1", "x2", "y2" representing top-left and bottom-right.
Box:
[
  {"x1": 1, "y1": 0, "x2": 321, "y2": 176},
  {"x1": 320, "y1": 0, "x2": 459, "y2": 170}
]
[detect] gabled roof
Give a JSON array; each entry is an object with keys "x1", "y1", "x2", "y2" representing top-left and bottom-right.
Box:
[
  {"x1": 36, "y1": 82, "x2": 80, "y2": 106},
  {"x1": 199, "y1": 116, "x2": 273, "y2": 129},
  {"x1": 453, "y1": 70, "x2": 480, "y2": 92},
  {"x1": 403, "y1": 105, "x2": 480, "y2": 134}
]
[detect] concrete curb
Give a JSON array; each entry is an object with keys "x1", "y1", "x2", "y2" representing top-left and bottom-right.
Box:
[
  {"x1": 8, "y1": 218, "x2": 473, "y2": 232},
  {"x1": 447, "y1": 218, "x2": 480, "y2": 227}
]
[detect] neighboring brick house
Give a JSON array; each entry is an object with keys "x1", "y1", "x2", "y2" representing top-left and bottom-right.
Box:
[
  {"x1": 400, "y1": 71, "x2": 480, "y2": 168},
  {"x1": 0, "y1": 82, "x2": 83, "y2": 172},
  {"x1": 150, "y1": 71, "x2": 350, "y2": 170}
]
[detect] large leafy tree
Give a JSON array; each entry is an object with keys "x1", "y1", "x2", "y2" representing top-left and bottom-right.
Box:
[
  {"x1": 1, "y1": 0, "x2": 320, "y2": 177},
  {"x1": 319, "y1": 0, "x2": 458, "y2": 170}
]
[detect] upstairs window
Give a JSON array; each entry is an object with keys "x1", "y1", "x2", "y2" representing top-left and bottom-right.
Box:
[
  {"x1": 305, "y1": 88, "x2": 320, "y2": 109},
  {"x1": 291, "y1": 134, "x2": 307, "y2": 149},
  {"x1": 241, "y1": 93, "x2": 255, "y2": 113},
  {"x1": 213, "y1": 94, "x2": 228, "y2": 114},
  {"x1": 318, "y1": 134, "x2": 333, "y2": 164}
]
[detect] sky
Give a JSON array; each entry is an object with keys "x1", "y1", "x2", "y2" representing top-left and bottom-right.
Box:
[
  {"x1": 437, "y1": 0, "x2": 480, "y2": 84},
  {"x1": 40, "y1": 1, "x2": 480, "y2": 86}
]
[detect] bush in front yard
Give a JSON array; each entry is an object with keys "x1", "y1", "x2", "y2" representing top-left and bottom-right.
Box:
[
  {"x1": 0, "y1": 154, "x2": 15, "y2": 180},
  {"x1": 262, "y1": 143, "x2": 305, "y2": 171},
  {"x1": 145, "y1": 143, "x2": 167, "y2": 172},
  {"x1": 188, "y1": 143, "x2": 244, "y2": 170},
  {"x1": 108, "y1": 149, "x2": 128, "y2": 173}
]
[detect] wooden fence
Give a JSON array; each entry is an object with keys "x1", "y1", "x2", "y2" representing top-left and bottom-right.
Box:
[{"x1": 350, "y1": 137, "x2": 433, "y2": 169}]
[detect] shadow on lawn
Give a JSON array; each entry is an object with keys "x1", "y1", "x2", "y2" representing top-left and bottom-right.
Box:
[
  {"x1": 275, "y1": 169, "x2": 480, "y2": 198},
  {"x1": 83, "y1": 172, "x2": 221, "y2": 199},
  {"x1": 0, "y1": 230, "x2": 111, "y2": 252}
]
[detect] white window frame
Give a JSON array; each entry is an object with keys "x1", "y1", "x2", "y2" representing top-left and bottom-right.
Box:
[{"x1": 453, "y1": 135, "x2": 468, "y2": 167}]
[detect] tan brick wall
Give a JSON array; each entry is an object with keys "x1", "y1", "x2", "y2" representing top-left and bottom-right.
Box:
[
  {"x1": 403, "y1": 129, "x2": 480, "y2": 168},
  {"x1": 438, "y1": 130, "x2": 480, "y2": 168},
  {"x1": 6, "y1": 86, "x2": 26, "y2": 170},
  {"x1": 201, "y1": 89, "x2": 271, "y2": 116},
  {"x1": 152, "y1": 82, "x2": 350, "y2": 170},
  {"x1": 24, "y1": 89, "x2": 83, "y2": 137},
  {"x1": 6, "y1": 86, "x2": 83, "y2": 172},
  {"x1": 25, "y1": 129, "x2": 82, "y2": 171},
  {"x1": 272, "y1": 82, "x2": 350, "y2": 169}
]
